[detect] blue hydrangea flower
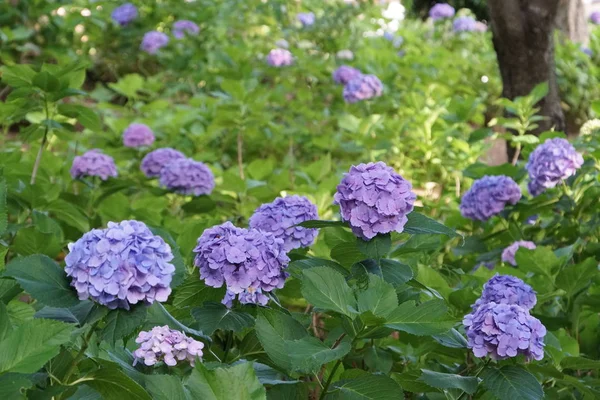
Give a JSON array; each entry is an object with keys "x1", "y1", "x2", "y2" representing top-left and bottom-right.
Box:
[
  {"x1": 591, "y1": 11, "x2": 600, "y2": 24},
  {"x1": 112, "y1": 3, "x2": 138, "y2": 26},
  {"x1": 193, "y1": 222, "x2": 290, "y2": 307},
  {"x1": 297, "y1": 12, "x2": 315, "y2": 27},
  {"x1": 267, "y1": 49, "x2": 294, "y2": 67},
  {"x1": 463, "y1": 302, "x2": 546, "y2": 361},
  {"x1": 429, "y1": 3, "x2": 455, "y2": 20},
  {"x1": 65, "y1": 220, "x2": 175, "y2": 309},
  {"x1": 473, "y1": 275, "x2": 537, "y2": 311},
  {"x1": 453, "y1": 16, "x2": 478, "y2": 32},
  {"x1": 159, "y1": 158, "x2": 215, "y2": 196},
  {"x1": 334, "y1": 162, "x2": 416, "y2": 240},
  {"x1": 141, "y1": 31, "x2": 169, "y2": 54},
  {"x1": 249, "y1": 195, "x2": 319, "y2": 252},
  {"x1": 459, "y1": 175, "x2": 521, "y2": 221},
  {"x1": 526, "y1": 138, "x2": 584, "y2": 196},
  {"x1": 343, "y1": 74, "x2": 383, "y2": 103},
  {"x1": 501, "y1": 240, "x2": 537, "y2": 266},
  {"x1": 123, "y1": 123, "x2": 155, "y2": 148},
  {"x1": 134, "y1": 326, "x2": 204, "y2": 366},
  {"x1": 333, "y1": 65, "x2": 362, "y2": 85},
  {"x1": 141, "y1": 148, "x2": 185, "y2": 178},
  {"x1": 71, "y1": 150, "x2": 118, "y2": 180},
  {"x1": 173, "y1": 20, "x2": 199, "y2": 39}
]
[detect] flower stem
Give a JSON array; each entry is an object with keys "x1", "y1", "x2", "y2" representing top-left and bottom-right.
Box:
[
  {"x1": 237, "y1": 132, "x2": 245, "y2": 180},
  {"x1": 61, "y1": 321, "x2": 99, "y2": 389}
]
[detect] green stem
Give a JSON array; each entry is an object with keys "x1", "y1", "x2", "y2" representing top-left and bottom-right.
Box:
[
  {"x1": 61, "y1": 321, "x2": 99, "y2": 388},
  {"x1": 457, "y1": 359, "x2": 491, "y2": 400},
  {"x1": 319, "y1": 359, "x2": 343, "y2": 400},
  {"x1": 30, "y1": 96, "x2": 51, "y2": 185},
  {"x1": 223, "y1": 330, "x2": 233, "y2": 363}
]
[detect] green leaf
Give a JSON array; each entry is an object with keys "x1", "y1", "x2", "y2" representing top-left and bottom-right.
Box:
[
  {"x1": 255, "y1": 309, "x2": 306, "y2": 371},
  {"x1": 529, "y1": 82, "x2": 549, "y2": 103},
  {"x1": 146, "y1": 303, "x2": 210, "y2": 341},
  {"x1": 191, "y1": 303, "x2": 255, "y2": 335},
  {"x1": 0, "y1": 302, "x2": 12, "y2": 341},
  {"x1": 146, "y1": 375, "x2": 187, "y2": 400},
  {"x1": 173, "y1": 277, "x2": 227, "y2": 308},
  {"x1": 352, "y1": 259, "x2": 413, "y2": 287},
  {"x1": 288, "y1": 258, "x2": 348, "y2": 279},
  {"x1": 480, "y1": 366, "x2": 543, "y2": 400},
  {"x1": 560, "y1": 356, "x2": 600, "y2": 370},
  {"x1": 364, "y1": 347, "x2": 393, "y2": 373},
  {"x1": 419, "y1": 370, "x2": 478, "y2": 394},
  {"x1": 101, "y1": 305, "x2": 148, "y2": 345},
  {"x1": 57, "y1": 104, "x2": 102, "y2": 132},
  {"x1": 0, "y1": 373, "x2": 33, "y2": 400},
  {"x1": 301, "y1": 267, "x2": 357, "y2": 317},
  {"x1": 0, "y1": 318, "x2": 73, "y2": 373},
  {"x1": 0, "y1": 178, "x2": 6, "y2": 235},
  {"x1": 332, "y1": 374, "x2": 404, "y2": 399},
  {"x1": 46, "y1": 199, "x2": 90, "y2": 233},
  {"x1": 4, "y1": 255, "x2": 79, "y2": 308},
  {"x1": 185, "y1": 362, "x2": 266, "y2": 400},
  {"x1": 247, "y1": 158, "x2": 276, "y2": 181},
  {"x1": 357, "y1": 274, "x2": 397, "y2": 319},
  {"x1": 357, "y1": 234, "x2": 391, "y2": 259},
  {"x1": 1, "y1": 64, "x2": 36, "y2": 87},
  {"x1": 391, "y1": 234, "x2": 444, "y2": 256},
  {"x1": 81, "y1": 367, "x2": 152, "y2": 400},
  {"x1": 11, "y1": 226, "x2": 61, "y2": 257},
  {"x1": 32, "y1": 71, "x2": 60, "y2": 92},
  {"x1": 463, "y1": 162, "x2": 525, "y2": 180},
  {"x1": 403, "y1": 212, "x2": 460, "y2": 238},
  {"x1": 556, "y1": 258, "x2": 597, "y2": 298},
  {"x1": 297, "y1": 220, "x2": 347, "y2": 229},
  {"x1": 284, "y1": 336, "x2": 351, "y2": 374},
  {"x1": 514, "y1": 246, "x2": 558, "y2": 279},
  {"x1": 330, "y1": 241, "x2": 366, "y2": 268},
  {"x1": 431, "y1": 328, "x2": 468, "y2": 348},
  {"x1": 34, "y1": 301, "x2": 96, "y2": 325},
  {"x1": 384, "y1": 300, "x2": 455, "y2": 336},
  {"x1": 108, "y1": 74, "x2": 144, "y2": 99}
]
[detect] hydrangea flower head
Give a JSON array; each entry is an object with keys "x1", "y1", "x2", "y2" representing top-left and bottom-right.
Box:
[
  {"x1": 123, "y1": 123, "x2": 155, "y2": 148},
  {"x1": 267, "y1": 49, "x2": 293, "y2": 67},
  {"x1": 343, "y1": 74, "x2": 383, "y2": 103},
  {"x1": 275, "y1": 39, "x2": 289, "y2": 49},
  {"x1": 297, "y1": 12, "x2": 315, "y2": 27},
  {"x1": 459, "y1": 175, "x2": 521, "y2": 221},
  {"x1": 526, "y1": 138, "x2": 584, "y2": 196},
  {"x1": 501, "y1": 240, "x2": 537, "y2": 266},
  {"x1": 384, "y1": 32, "x2": 404, "y2": 48},
  {"x1": 336, "y1": 49, "x2": 354, "y2": 60},
  {"x1": 249, "y1": 195, "x2": 319, "y2": 252},
  {"x1": 463, "y1": 302, "x2": 546, "y2": 361},
  {"x1": 474, "y1": 21, "x2": 488, "y2": 32},
  {"x1": 334, "y1": 162, "x2": 416, "y2": 240},
  {"x1": 141, "y1": 148, "x2": 185, "y2": 178},
  {"x1": 473, "y1": 275, "x2": 537, "y2": 311},
  {"x1": 333, "y1": 65, "x2": 362, "y2": 85},
  {"x1": 453, "y1": 16, "x2": 477, "y2": 32},
  {"x1": 141, "y1": 31, "x2": 169, "y2": 54},
  {"x1": 71, "y1": 150, "x2": 118, "y2": 180},
  {"x1": 193, "y1": 222, "x2": 290, "y2": 306},
  {"x1": 159, "y1": 158, "x2": 214, "y2": 196},
  {"x1": 112, "y1": 3, "x2": 138, "y2": 26},
  {"x1": 64, "y1": 220, "x2": 175, "y2": 309},
  {"x1": 134, "y1": 326, "x2": 204, "y2": 366},
  {"x1": 591, "y1": 11, "x2": 600, "y2": 24},
  {"x1": 429, "y1": 3, "x2": 455, "y2": 20},
  {"x1": 580, "y1": 119, "x2": 600, "y2": 136},
  {"x1": 173, "y1": 20, "x2": 199, "y2": 39}
]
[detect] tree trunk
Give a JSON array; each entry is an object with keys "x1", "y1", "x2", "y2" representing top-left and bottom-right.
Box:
[
  {"x1": 556, "y1": 0, "x2": 589, "y2": 45},
  {"x1": 487, "y1": 0, "x2": 565, "y2": 160}
]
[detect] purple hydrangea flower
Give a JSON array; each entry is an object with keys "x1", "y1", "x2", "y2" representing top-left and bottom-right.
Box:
[
  {"x1": 591, "y1": 11, "x2": 600, "y2": 24},
  {"x1": 141, "y1": 148, "x2": 186, "y2": 178},
  {"x1": 159, "y1": 158, "x2": 215, "y2": 196},
  {"x1": 581, "y1": 46, "x2": 593, "y2": 57},
  {"x1": 473, "y1": 275, "x2": 537, "y2": 311},
  {"x1": 343, "y1": 74, "x2": 383, "y2": 103},
  {"x1": 429, "y1": 3, "x2": 455, "y2": 20},
  {"x1": 141, "y1": 31, "x2": 169, "y2": 54},
  {"x1": 463, "y1": 302, "x2": 546, "y2": 361},
  {"x1": 133, "y1": 326, "x2": 204, "y2": 367},
  {"x1": 123, "y1": 123, "x2": 155, "y2": 148},
  {"x1": 193, "y1": 222, "x2": 290, "y2": 306},
  {"x1": 173, "y1": 20, "x2": 200, "y2": 39},
  {"x1": 333, "y1": 65, "x2": 362, "y2": 85},
  {"x1": 459, "y1": 175, "x2": 522, "y2": 221},
  {"x1": 474, "y1": 21, "x2": 488, "y2": 32},
  {"x1": 334, "y1": 162, "x2": 416, "y2": 240},
  {"x1": 297, "y1": 12, "x2": 315, "y2": 27},
  {"x1": 111, "y1": 3, "x2": 138, "y2": 26},
  {"x1": 64, "y1": 220, "x2": 175, "y2": 310},
  {"x1": 71, "y1": 149, "x2": 118, "y2": 180},
  {"x1": 526, "y1": 138, "x2": 584, "y2": 196},
  {"x1": 267, "y1": 49, "x2": 294, "y2": 67},
  {"x1": 453, "y1": 16, "x2": 478, "y2": 32},
  {"x1": 249, "y1": 195, "x2": 319, "y2": 252},
  {"x1": 501, "y1": 240, "x2": 537, "y2": 266}
]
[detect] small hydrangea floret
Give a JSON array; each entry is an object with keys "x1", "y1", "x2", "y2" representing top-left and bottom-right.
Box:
[
  {"x1": 333, "y1": 65, "x2": 362, "y2": 85},
  {"x1": 297, "y1": 12, "x2": 315, "y2": 27},
  {"x1": 71, "y1": 150, "x2": 118, "y2": 180},
  {"x1": 334, "y1": 162, "x2": 416, "y2": 240},
  {"x1": 173, "y1": 20, "x2": 199, "y2": 39},
  {"x1": 453, "y1": 16, "x2": 477, "y2": 32},
  {"x1": 267, "y1": 48, "x2": 294, "y2": 67},
  {"x1": 591, "y1": 11, "x2": 600, "y2": 24},
  {"x1": 459, "y1": 175, "x2": 521, "y2": 221},
  {"x1": 343, "y1": 74, "x2": 383, "y2": 103},
  {"x1": 501, "y1": 240, "x2": 537, "y2": 266},
  {"x1": 141, "y1": 148, "x2": 185, "y2": 178},
  {"x1": 473, "y1": 275, "x2": 537, "y2": 311},
  {"x1": 429, "y1": 3, "x2": 455, "y2": 20},
  {"x1": 134, "y1": 326, "x2": 204, "y2": 366},
  {"x1": 112, "y1": 3, "x2": 137, "y2": 25},
  {"x1": 141, "y1": 31, "x2": 169, "y2": 54},
  {"x1": 123, "y1": 123, "x2": 155, "y2": 148},
  {"x1": 159, "y1": 158, "x2": 215, "y2": 196}
]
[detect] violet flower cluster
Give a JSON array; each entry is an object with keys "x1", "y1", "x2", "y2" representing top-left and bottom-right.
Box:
[
  {"x1": 193, "y1": 222, "x2": 290, "y2": 307},
  {"x1": 64, "y1": 220, "x2": 175, "y2": 310},
  {"x1": 173, "y1": 20, "x2": 200, "y2": 39},
  {"x1": 429, "y1": 3, "x2": 455, "y2": 20},
  {"x1": 591, "y1": 11, "x2": 600, "y2": 25},
  {"x1": 297, "y1": 12, "x2": 315, "y2": 27},
  {"x1": 112, "y1": 3, "x2": 138, "y2": 26},
  {"x1": 526, "y1": 138, "x2": 584, "y2": 196},
  {"x1": 502, "y1": 240, "x2": 537, "y2": 266},
  {"x1": 334, "y1": 162, "x2": 416, "y2": 240},
  {"x1": 249, "y1": 195, "x2": 319, "y2": 252},
  {"x1": 266, "y1": 49, "x2": 294, "y2": 67},
  {"x1": 453, "y1": 16, "x2": 477, "y2": 32},
  {"x1": 159, "y1": 158, "x2": 215, "y2": 196},
  {"x1": 141, "y1": 31, "x2": 169, "y2": 54},
  {"x1": 123, "y1": 123, "x2": 155, "y2": 148},
  {"x1": 459, "y1": 175, "x2": 521, "y2": 221},
  {"x1": 71, "y1": 150, "x2": 118, "y2": 180},
  {"x1": 343, "y1": 74, "x2": 383, "y2": 103},
  {"x1": 133, "y1": 326, "x2": 204, "y2": 367},
  {"x1": 464, "y1": 275, "x2": 545, "y2": 361},
  {"x1": 333, "y1": 65, "x2": 362, "y2": 85},
  {"x1": 141, "y1": 148, "x2": 185, "y2": 178}
]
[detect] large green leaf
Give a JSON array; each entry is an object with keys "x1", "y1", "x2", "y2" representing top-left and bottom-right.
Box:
[
  {"x1": 0, "y1": 178, "x2": 6, "y2": 235},
  {"x1": 0, "y1": 319, "x2": 73, "y2": 373},
  {"x1": 384, "y1": 300, "x2": 455, "y2": 336},
  {"x1": 357, "y1": 234, "x2": 391, "y2": 259},
  {"x1": 284, "y1": 336, "x2": 351, "y2": 374},
  {"x1": 185, "y1": 362, "x2": 266, "y2": 400},
  {"x1": 0, "y1": 302, "x2": 12, "y2": 341},
  {"x1": 560, "y1": 356, "x2": 600, "y2": 370},
  {"x1": 330, "y1": 242, "x2": 366, "y2": 267},
  {"x1": 352, "y1": 259, "x2": 413, "y2": 287},
  {"x1": 514, "y1": 246, "x2": 558, "y2": 279},
  {"x1": 480, "y1": 366, "x2": 543, "y2": 400},
  {"x1": 35, "y1": 301, "x2": 96, "y2": 326},
  {"x1": 101, "y1": 305, "x2": 148, "y2": 345},
  {"x1": 0, "y1": 373, "x2": 33, "y2": 400},
  {"x1": 81, "y1": 367, "x2": 151, "y2": 400},
  {"x1": 191, "y1": 303, "x2": 254, "y2": 335},
  {"x1": 4, "y1": 255, "x2": 79, "y2": 308},
  {"x1": 556, "y1": 258, "x2": 597, "y2": 298},
  {"x1": 57, "y1": 104, "x2": 102, "y2": 132},
  {"x1": 32, "y1": 71, "x2": 60, "y2": 92},
  {"x1": 419, "y1": 369, "x2": 478, "y2": 394},
  {"x1": 255, "y1": 309, "x2": 306, "y2": 371},
  {"x1": 173, "y1": 277, "x2": 227, "y2": 309},
  {"x1": 403, "y1": 212, "x2": 460, "y2": 238},
  {"x1": 357, "y1": 274, "x2": 397, "y2": 319},
  {"x1": 146, "y1": 303, "x2": 210, "y2": 341},
  {"x1": 301, "y1": 267, "x2": 357, "y2": 317},
  {"x1": 331, "y1": 374, "x2": 404, "y2": 399},
  {"x1": 146, "y1": 375, "x2": 188, "y2": 400},
  {"x1": 11, "y1": 226, "x2": 61, "y2": 257}
]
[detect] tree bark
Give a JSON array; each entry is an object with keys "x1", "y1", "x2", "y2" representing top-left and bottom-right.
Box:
[
  {"x1": 556, "y1": 0, "x2": 589, "y2": 45},
  {"x1": 487, "y1": 0, "x2": 565, "y2": 159}
]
